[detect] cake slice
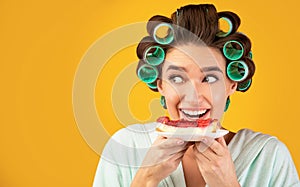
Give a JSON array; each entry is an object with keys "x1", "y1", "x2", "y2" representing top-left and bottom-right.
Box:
[{"x1": 155, "y1": 116, "x2": 219, "y2": 134}]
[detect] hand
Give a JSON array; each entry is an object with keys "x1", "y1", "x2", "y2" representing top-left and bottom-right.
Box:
[
  {"x1": 192, "y1": 136, "x2": 240, "y2": 187},
  {"x1": 131, "y1": 136, "x2": 191, "y2": 187}
]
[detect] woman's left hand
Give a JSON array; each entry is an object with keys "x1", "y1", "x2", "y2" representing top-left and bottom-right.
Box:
[{"x1": 192, "y1": 136, "x2": 240, "y2": 187}]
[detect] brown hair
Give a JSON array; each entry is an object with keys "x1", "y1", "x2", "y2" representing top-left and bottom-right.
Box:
[{"x1": 136, "y1": 4, "x2": 255, "y2": 92}]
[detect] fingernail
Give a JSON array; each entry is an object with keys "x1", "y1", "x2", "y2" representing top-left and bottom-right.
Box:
[{"x1": 177, "y1": 140, "x2": 184, "y2": 145}]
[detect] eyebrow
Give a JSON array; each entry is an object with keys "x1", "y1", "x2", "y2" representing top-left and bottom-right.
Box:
[
  {"x1": 201, "y1": 66, "x2": 223, "y2": 73},
  {"x1": 166, "y1": 65, "x2": 188, "y2": 72},
  {"x1": 166, "y1": 65, "x2": 223, "y2": 73}
]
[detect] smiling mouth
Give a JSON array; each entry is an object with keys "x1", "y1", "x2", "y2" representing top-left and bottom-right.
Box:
[{"x1": 180, "y1": 109, "x2": 210, "y2": 120}]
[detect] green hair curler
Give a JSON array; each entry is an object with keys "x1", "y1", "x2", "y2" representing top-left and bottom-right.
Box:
[
  {"x1": 248, "y1": 51, "x2": 253, "y2": 59},
  {"x1": 153, "y1": 23, "x2": 174, "y2": 45},
  {"x1": 216, "y1": 17, "x2": 233, "y2": 37},
  {"x1": 226, "y1": 60, "x2": 249, "y2": 82},
  {"x1": 137, "y1": 64, "x2": 159, "y2": 83},
  {"x1": 237, "y1": 79, "x2": 252, "y2": 91},
  {"x1": 146, "y1": 82, "x2": 158, "y2": 89},
  {"x1": 144, "y1": 46, "x2": 165, "y2": 66},
  {"x1": 223, "y1": 40, "x2": 244, "y2": 61}
]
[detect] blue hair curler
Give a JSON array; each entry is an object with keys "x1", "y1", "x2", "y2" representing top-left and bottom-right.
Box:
[
  {"x1": 237, "y1": 79, "x2": 252, "y2": 91},
  {"x1": 137, "y1": 64, "x2": 159, "y2": 83},
  {"x1": 144, "y1": 46, "x2": 165, "y2": 66},
  {"x1": 223, "y1": 40, "x2": 244, "y2": 61},
  {"x1": 226, "y1": 60, "x2": 249, "y2": 82},
  {"x1": 216, "y1": 17, "x2": 233, "y2": 37},
  {"x1": 147, "y1": 82, "x2": 158, "y2": 89},
  {"x1": 153, "y1": 23, "x2": 174, "y2": 45}
]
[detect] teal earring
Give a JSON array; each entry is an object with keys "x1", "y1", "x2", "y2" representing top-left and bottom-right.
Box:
[
  {"x1": 224, "y1": 97, "x2": 230, "y2": 112},
  {"x1": 160, "y1": 96, "x2": 167, "y2": 109}
]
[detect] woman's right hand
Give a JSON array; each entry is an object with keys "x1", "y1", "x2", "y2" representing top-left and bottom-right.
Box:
[{"x1": 131, "y1": 136, "x2": 190, "y2": 187}]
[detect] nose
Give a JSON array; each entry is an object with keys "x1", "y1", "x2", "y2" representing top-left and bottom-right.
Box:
[{"x1": 181, "y1": 81, "x2": 209, "y2": 106}]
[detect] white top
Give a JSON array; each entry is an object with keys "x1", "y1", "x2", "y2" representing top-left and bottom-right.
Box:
[{"x1": 92, "y1": 123, "x2": 300, "y2": 187}]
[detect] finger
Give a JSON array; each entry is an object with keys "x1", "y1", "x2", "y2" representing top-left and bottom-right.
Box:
[
  {"x1": 160, "y1": 138, "x2": 185, "y2": 148},
  {"x1": 216, "y1": 136, "x2": 227, "y2": 147},
  {"x1": 151, "y1": 136, "x2": 185, "y2": 154},
  {"x1": 205, "y1": 139, "x2": 225, "y2": 156},
  {"x1": 202, "y1": 136, "x2": 215, "y2": 146},
  {"x1": 154, "y1": 135, "x2": 180, "y2": 143},
  {"x1": 194, "y1": 142, "x2": 220, "y2": 162},
  {"x1": 172, "y1": 149, "x2": 186, "y2": 160},
  {"x1": 170, "y1": 150, "x2": 185, "y2": 170},
  {"x1": 195, "y1": 141, "x2": 210, "y2": 153},
  {"x1": 153, "y1": 138, "x2": 189, "y2": 157},
  {"x1": 166, "y1": 150, "x2": 185, "y2": 169},
  {"x1": 153, "y1": 137, "x2": 185, "y2": 149},
  {"x1": 194, "y1": 137, "x2": 214, "y2": 153},
  {"x1": 168, "y1": 141, "x2": 191, "y2": 155},
  {"x1": 196, "y1": 142, "x2": 221, "y2": 162},
  {"x1": 193, "y1": 144, "x2": 210, "y2": 162}
]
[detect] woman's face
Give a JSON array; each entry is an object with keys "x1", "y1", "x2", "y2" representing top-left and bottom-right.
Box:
[{"x1": 157, "y1": 44, "x2": 237, "y2": 121}]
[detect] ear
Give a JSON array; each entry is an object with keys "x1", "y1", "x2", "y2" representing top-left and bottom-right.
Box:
[
  {"x1": 228, "y1": 81, "x2": 238, "y2": 96},
  {"x1": 156, "y1": 79, "x2": 165, "y2": 95}
]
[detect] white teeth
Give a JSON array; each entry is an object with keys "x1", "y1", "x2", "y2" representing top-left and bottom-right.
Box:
[{"x1": 182, "y1": 109, "x2": 207, "y2": 116}]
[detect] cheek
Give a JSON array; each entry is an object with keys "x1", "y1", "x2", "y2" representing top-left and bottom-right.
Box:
[
  {"x1": 161, "y1": 81, "x2": 182, "y2": 119},
  {"x1": 209, "y1": 81, "x2": 227, "y2": 99},
  {"x1": 162, "y1": 82, "x2": 181, "y2": 105},
  {"x1": 211, "y1": 94, "x2": 226, "y2": 109},
  {"x1": 211, "y1": 86, "x2": 226, "y2": 103},
  {"x1": 208, "y1": 82, "x2": 228, "y2": 118}
]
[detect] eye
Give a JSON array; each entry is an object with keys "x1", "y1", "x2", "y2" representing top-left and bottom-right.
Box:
[
  {"x1": 203, "y1": 75, "x2": 218, "y2": 83},
  {"x1": 169, "y1": 75, "x2": 184, "y2": 84}
]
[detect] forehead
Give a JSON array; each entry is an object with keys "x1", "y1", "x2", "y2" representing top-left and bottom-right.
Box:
[{"x1": 164, "y1": 44, "x2": 225, "y2": 69}]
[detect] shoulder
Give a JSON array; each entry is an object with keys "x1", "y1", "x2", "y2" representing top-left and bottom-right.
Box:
[
  {"x1": 234, "y1": 128, "x2": 287, "y2": 151},
  {"x1": 232, "y1": 128, "x2": 295, "y2": 162},
  {"x1": 229, "y1": 128, "x2": 294, "y2": 163},
  {"x1": 103, "y1": 122, "x2": 158, "y2": 152},
  {"x1": 231, "y1": 129, "x2": 299, "y2": 185},
  {"x1": 235, "y1": 128, "x2": 274, "y2": 141},
  {"x1": 111, "y1": 122, "x2": 157, "y2": 143},
  {"x1": 229, "y1": 128, "x2": 275, "y2": 152},
  {"x1": 100, "y1": 122, "x2": 158, "y2": 167}
]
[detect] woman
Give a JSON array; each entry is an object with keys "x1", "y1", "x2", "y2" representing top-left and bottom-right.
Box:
[{"x1": 93, "y1": 4, "x2": 299, "y2": 187}]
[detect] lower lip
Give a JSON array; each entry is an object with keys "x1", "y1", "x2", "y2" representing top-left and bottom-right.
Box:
[{"x1": 180, "y1": 110, "x2": 210, "y2": 121}]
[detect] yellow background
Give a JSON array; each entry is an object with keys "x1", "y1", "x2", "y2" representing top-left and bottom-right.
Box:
[{"x1": 1, "y1": 0, "x2": 299, "y2": 186}]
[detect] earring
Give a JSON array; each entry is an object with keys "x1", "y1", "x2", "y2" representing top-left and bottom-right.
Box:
[
  {"x1": 160, "y1": 96, "x2": 167, "y2": 109},
  {"x1": 224, "y1": 97, "x2": 230, "y2": 112}
]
